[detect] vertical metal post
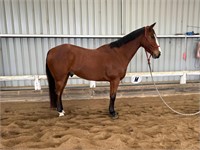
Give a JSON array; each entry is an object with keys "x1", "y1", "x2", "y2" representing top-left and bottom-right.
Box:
[
  {"x1": 90, "y1": 81, "x2": 96, "y2": 88},
  {"x1": 180, "y1": 73, "x2": 186, "y2": 84},
  {"x1": 34, "y1": 75, "x2": 41, "y2": 90}
]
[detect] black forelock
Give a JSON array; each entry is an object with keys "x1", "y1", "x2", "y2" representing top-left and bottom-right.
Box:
[{"x1": 109, "y1": 27, "x2": 145, "y2": 48}]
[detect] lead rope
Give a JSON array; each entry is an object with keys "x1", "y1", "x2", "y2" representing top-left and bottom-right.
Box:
[{"x1": 145, "y1": 51, "x2": 200, "y2": 116}]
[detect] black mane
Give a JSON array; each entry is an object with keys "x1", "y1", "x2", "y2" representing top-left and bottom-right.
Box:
[{"x1": 109, "y1": 27, "x2": 145, "y2": 48}]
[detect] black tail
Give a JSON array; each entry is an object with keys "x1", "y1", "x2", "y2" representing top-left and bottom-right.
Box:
[{"x1": 46, "y1": 63, "x2": 57, "y2": 108}]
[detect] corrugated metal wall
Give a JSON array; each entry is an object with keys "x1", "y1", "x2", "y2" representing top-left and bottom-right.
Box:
[
  {"x1": 1, "y1": 0, "x2": 200, "y2": 35},
  {"x1": 1, "y1": 0, "x2": 122, "y2": 35},
  {"x1": 122, "y1": 0, "x2": 200, "y2": 34},
  {"x1": 1, "y1": 0, "x2": 200, "y2": 87}
]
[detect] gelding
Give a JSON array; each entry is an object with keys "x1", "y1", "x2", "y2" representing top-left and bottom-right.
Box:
[{"x1": 46, "y1": 23, "x2": 161, "y2": 118}]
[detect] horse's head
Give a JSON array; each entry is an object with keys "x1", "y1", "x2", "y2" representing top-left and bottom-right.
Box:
[{"x1": 141, "y1": 23, "x2": 161, "y2": 59}]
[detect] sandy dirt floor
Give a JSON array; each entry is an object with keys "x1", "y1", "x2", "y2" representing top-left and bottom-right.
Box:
[{"x1": 0, "y1": 93, "x2": 200, "y2": 150}]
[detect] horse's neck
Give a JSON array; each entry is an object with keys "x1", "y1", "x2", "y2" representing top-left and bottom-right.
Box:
[{"x1": 117, "y1": 35, "x2": 143, "y2": 67}]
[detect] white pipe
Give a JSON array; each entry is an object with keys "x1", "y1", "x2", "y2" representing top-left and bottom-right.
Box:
[
  {"x1": 0, "y1": 34, "x2": 122, "y2": 38},
  {"x1": 157, "y1": 35, "x2": 200, "y2": 38},
  {"x1": 1, "y1": 34, "x2": 200, "y2": 38},
  {"x1": 1, "y1": 71, "x2": 199, "y2": 81},
  {"x1": 1, "y1": 71, "x2": 199, "y2": 90}
]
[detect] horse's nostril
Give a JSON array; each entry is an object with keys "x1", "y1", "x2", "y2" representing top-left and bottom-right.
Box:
[
  {"x1": 157, "y1": 52, "x2": 161, "y2": 58},
  {"x1": 153, "y1": 52, "x2": 161, "y2": 59}
]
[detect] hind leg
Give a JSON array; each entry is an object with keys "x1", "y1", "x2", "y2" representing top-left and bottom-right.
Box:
[
  {"x1": 109, "y1": 79, "x2": 120, "y2": 119},
  {"x1": 55, "y1": 76, "x2": 69, "y2": 117}
]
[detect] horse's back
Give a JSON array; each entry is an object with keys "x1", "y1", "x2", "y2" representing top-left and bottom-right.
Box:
[{"x1": 47, "y1": 44, "x2": 97, "y2": 59}]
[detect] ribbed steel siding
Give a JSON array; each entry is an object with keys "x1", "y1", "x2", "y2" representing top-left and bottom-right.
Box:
[
  {"x1": 1, "y1": 0, "x2": 200, "y2": 87},
  {"x1": 0, "y1": 37, "x2": 119, "y2": 87},
  {"x1": 126, "y1": 37, "x2": 200, "y2": 82},
  {"x1": 1, "y1": 0, "x2": 122, "y2": 35},
  {"x1": 3, "y1": 0, "x2": 199, "y2": 35},
  {"x1": 123, "y1": 0, "x2": 200, "y2": 82},
  {"x1": 122, "y1": 0, "x2": 200, "y2": 34},
  {"x1": 1, "y1": 37, "x2": 199, "y2": 87}
]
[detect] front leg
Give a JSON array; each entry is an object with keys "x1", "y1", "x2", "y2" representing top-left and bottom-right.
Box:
[
  {"x1": 109, "y1": 93, "x2": 118, "y2": 118},
  {"x1": 109, "y1": 79, "x2": 120, "y2": 119}
]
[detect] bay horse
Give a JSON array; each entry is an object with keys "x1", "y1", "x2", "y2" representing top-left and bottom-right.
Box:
[{"x1": 46, "y1": 23, "x2": 161, "y2": 118}]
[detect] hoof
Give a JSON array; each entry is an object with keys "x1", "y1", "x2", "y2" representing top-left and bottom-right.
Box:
[
  {"x1": 109, "y1": 111, "x2": 119, "y2": 119},
  {"x1": 58, "y1": 110, "x2": 65, "y2": 117}
]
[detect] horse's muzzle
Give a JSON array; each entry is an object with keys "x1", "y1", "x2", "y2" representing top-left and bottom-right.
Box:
[{"x1": 152, "y1": 51, "x2": 161, "y2": 59}]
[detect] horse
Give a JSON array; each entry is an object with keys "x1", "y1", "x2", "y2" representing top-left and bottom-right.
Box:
[{"x1": 46, "y1": 23, "x2": 161, "y2": 118}]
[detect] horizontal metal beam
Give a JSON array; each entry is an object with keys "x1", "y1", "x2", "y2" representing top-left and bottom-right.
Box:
[
  {"x1": 0, "y1": 75, "x2": 78, "y2": 81},
  {"x1": 1, "y1": 71, "x2": 200, "y2": 81},
  {"x1": 1, "y1": 34, "x2": 200, "y2": 38},
  {"x1": 1, "y1": 71, "x2": 200, "y2": 90},
  {"x1": 0, "y1": 34, "x2": 122, "y2": 38},
  {"x1": 126, "y1": 71, "x2": 200, "y2": 77}
]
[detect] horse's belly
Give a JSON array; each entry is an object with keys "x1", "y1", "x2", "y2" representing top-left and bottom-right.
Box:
[
  {"x1": 72, "y1": 65, "x2": 125, "y2": 81},
  {"x1": 71, "y1": 64, "x2": 108, "y2": 81},
  {"x1": 70, "y1": 52, "x2": 124, "y2": 81},
  {"x1": 72, "y1": 72, "x2": 106, "y2": 81},
  {"x1": 76, "y1": 74, "x2": 107, "y2": 81}
]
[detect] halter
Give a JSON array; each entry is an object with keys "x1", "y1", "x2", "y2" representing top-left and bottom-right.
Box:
[
  {"x1": 144, "y1": 27, "x2": 160, "y2": 49},
  {"x1": 144, "y1": 27, "x2": 160, "y2": 62}
]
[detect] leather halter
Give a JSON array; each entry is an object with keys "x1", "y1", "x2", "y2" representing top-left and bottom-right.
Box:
[
  {"x1": 144, "y1": 27, "x2": 160, "y2": 49},
  {"x1": 144, "y1": 27, "x2": 160, "y2": 64}
]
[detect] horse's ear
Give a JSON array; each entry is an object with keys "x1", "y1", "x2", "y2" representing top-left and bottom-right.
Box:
[{"x1": 150, "y1": 22, "x2": 156, "y2": 29}]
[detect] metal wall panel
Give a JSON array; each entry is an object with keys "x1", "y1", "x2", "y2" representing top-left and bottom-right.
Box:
[
  {"x1": 125, "y1": 37, "x2": 200, "y2": 83},
  {"x1": 1, "y1": 0, "x2": 200, "y2": 87},
  {"x1": 1, "y1": 0, "x2": 199, "y2": 36},
  {"x1": 122, "y1": 0, "x2": 200, "y2": 34},
  {"x1": 0, "y1": 37, "x2": 121, "y2": 86},
  {"x1": 1, "y1": 37, "x2": 199, "y2": 87},
  {"x1": 1, "y1": 0, "x2": 122, "y2": 35}
]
